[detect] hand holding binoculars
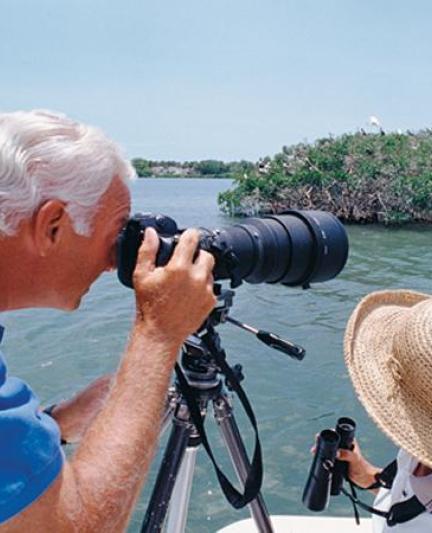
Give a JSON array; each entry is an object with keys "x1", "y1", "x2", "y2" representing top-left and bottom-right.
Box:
[{"x1": 303, "y1": 416, "x2": 356, "y2": 511}]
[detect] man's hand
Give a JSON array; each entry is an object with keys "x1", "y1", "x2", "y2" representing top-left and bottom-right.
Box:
[{"x1": 132, "y1": 227, "x2": 216, "y2": 347}]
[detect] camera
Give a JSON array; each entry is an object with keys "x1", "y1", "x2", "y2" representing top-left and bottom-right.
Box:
[
  {"x1": 116, "y1": 211, "x2": 349, "y2": 529},
  {"x1": 303, "y1": 416, "x2": 356, "y2": 512},
  {"x1": 117, "y1": 210, "x2": 349, "y2": 289}
]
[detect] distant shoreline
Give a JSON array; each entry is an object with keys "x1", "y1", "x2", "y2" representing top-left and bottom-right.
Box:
[
  {"x1": 137, "y1": 174, "x2": 233, "y2": 179},
  {"x1": 132, "y1": 158, "x2": 253, "y2": 180}
]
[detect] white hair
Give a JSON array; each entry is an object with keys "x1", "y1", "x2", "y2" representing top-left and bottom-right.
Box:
[{"x1": 0, "y1": 110, "x2": 136, "y2": 236}]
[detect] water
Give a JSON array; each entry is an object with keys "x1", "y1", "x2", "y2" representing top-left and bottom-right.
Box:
[{"x1": 2, "y1": 178, "x2": 432, "y2": 532}]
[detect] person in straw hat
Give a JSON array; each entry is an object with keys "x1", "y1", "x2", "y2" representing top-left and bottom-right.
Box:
[{"x1": 339, "y1": 289, "x2": 432, "y2": 531}]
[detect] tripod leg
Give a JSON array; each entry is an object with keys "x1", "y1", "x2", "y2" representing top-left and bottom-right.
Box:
[
  {"x1": 214, "y1": 395, "x2": 274, "y2": 533},
  {"x1": 165, "y1": 446, "x2": 199, "y2": 533},
  {"x1": 160, "y1": 388, "x2": 178, "y2": 437},
  {"x1": 141, "y1": 419, "x2": 192, "y2": 533}
]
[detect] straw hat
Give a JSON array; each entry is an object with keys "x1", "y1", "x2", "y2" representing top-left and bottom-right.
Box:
[{"x1": 344, "y1": 289, "x2": 432, "y2": 468}]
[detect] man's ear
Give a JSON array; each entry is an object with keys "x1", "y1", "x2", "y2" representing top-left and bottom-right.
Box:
[{"x1": 33, "y1": 200, "x2": 68, "y2": 256}]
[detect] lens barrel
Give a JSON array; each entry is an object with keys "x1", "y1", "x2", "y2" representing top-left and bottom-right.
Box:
[
  {"x1": 302, "y1": 429, "x2": 340, "y2": 512},
  {"x1": 210, "y1": 210, "x2": 348, "y2": 287},
  {"x1": 117, "y1": 210, "x2": 349, "y2": 289}
]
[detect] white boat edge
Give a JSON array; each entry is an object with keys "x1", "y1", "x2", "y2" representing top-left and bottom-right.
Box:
[{"x1": 217, "y1": 514, "x2": 372, "y2": 532}]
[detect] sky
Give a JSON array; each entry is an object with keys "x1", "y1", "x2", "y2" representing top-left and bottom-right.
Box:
[{"x1": 1, "y1": 0, "x2": 432, "y2": 161}]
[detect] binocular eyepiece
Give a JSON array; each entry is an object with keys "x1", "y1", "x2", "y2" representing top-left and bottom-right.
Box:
[{"x1": 302, "y1": 417, "x2": 356, "y2": 512}]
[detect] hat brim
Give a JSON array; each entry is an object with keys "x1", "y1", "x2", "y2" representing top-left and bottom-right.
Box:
[{"x1": 344, "y1": 290, "x2": 432, "y2": 468}]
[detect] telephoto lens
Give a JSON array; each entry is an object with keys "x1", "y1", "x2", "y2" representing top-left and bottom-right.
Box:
[
  {"x1": 117, "y1": 210, "x2": 349, "y2": 289},
  {"x1": 330, "y1": 417, "x2": 356, "y2": 496},
  {"x1": 302, "y1": 429, "x2": 340, "y2": 512}
]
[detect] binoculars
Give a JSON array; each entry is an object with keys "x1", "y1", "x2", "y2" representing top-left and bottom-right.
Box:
[{"x1": 302, "y1": 416, "x2": 356, "y2": 511}]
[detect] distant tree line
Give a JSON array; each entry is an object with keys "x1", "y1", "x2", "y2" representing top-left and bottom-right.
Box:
[
  {"x1": 217, "y1": 130, "x2": 432, "y2": 225},
  {"x1": 131, "y1": 158, "x2": 254, "y2": 179}
]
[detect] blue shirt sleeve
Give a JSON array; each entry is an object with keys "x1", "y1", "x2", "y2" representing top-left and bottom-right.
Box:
[{"x1": 0, "y1": 326, "x2": 64, "y2": 524}]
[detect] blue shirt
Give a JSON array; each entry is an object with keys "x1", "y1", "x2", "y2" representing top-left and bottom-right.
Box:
[{"x1": 0, "y1": 326, "x2": 64, "y2": 524}]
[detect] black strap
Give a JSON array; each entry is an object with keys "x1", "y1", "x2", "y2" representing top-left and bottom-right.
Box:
[
  {"x1": 174, "y1": 331, "x2": 263, "y2": 509},
  {"x1": 343, "y1": 488, "x2": 427, "y2": 526},
  {"x1": 350, "y1": 460, "x2": 398, "y2": 492},
  {"x1": 349, "y1": 481, "x2": 361, "y2": 524},
  {"x1": 342, "y1": 468, "x2": 427, "y2": 527},
  {"x1": 387, "y1": 497, "x2": 426, "y2": 527},
  {"x1": 367, "y1": 460, "x2": 398, "y2": 490},
  {"x1": 342, "y1": 485, "x2": 390, "y2": 519}
]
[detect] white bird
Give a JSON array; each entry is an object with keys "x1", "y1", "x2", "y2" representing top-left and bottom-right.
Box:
[{"x1": 368, "y1": 115, "x2": 381, "y2": 128}]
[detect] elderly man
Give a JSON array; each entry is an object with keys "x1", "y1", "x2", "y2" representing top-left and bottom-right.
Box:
[{"x1": 0, "y1": 110, "x2": 216, "y2": 531}]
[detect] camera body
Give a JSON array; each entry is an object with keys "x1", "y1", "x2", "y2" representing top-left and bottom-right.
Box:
[{"x1": 117, "y1": 210, "x2": 349, "y2": 290}]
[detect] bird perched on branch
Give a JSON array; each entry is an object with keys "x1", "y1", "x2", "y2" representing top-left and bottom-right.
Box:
[{"x1": 368, "y1": 115, "x2": 385, "y2": 135}]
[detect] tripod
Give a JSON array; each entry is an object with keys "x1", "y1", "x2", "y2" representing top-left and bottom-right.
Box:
[{"x1": 141, "y1": 288, "x2": 305, "y2": 533}]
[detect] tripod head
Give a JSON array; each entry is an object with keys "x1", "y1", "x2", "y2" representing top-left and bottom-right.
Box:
[
  {"x1": 182, "y1": 283, "x2": 305, "y2": 378},
  {"x1": 178, "y1": 283, "x2": 306, "y2": 400},
  {"x1": 180, "y1": 286, "x2": 232, "y2": 390}
]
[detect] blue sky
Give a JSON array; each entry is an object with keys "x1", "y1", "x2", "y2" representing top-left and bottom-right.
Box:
[{"x1": 1, "y1": 1, "x2": 432, "y2": 161}]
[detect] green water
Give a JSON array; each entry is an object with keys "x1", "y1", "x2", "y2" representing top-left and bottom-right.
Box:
[{"x1": 2, "y1": 179, "x2": 432, "y2": 532}]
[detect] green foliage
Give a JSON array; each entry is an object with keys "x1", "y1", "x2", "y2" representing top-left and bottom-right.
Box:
[
  {"x1": 193, "y1": 160, "x2": 229, "y2": 176},
  {"x1": 218, "y1": 130, "x2": 432, "y2": 224},
  {"x1": 131, "y1": 158, "x2": 152, "y2": 177}
]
